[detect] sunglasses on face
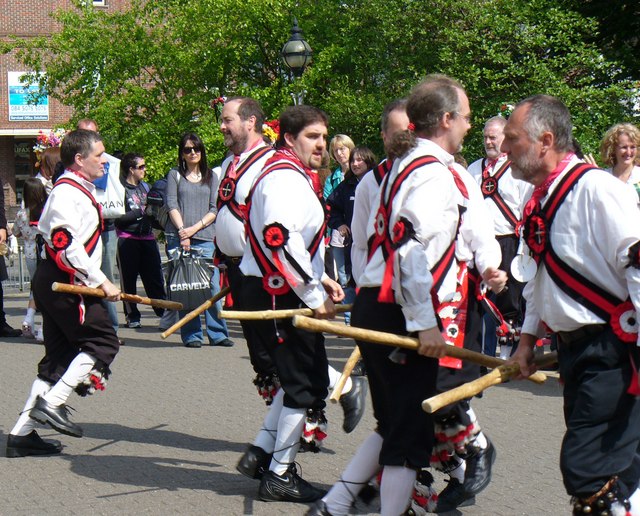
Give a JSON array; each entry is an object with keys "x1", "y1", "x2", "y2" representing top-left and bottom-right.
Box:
[
  {"x1": 183, "y1": 146, "x2": 201, "y2": 154},
  {"x1": 134, "y1": 164, "x2": 147, "y2": 170}
]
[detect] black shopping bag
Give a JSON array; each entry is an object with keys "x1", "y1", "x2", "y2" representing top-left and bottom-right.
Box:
[{"x1": 166, "y1": 250, "x2": 212, "y2": 310}]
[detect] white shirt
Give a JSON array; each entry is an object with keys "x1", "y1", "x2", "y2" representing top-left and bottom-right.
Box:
[
  {"x1": 467, "y1": 158, "x2": 484, "y2": 181},
  {"x1": 359, "y1": 138, "x2": 463, "y2": 332},
  {"x1": 521, "y1": 157, "x2": 640, "y2": 340},
  {"x1": 38, "y1": 171, "x2": 106, "y2": 288},
  {"x1": 351, "y1": 163, "x2": 387, "y2": 285},
  {"x1": 606, "y1": 165, "x2": 640, "y2": 205},
  {"x1": 215, "y1": 144, "x2": 274, "y2": 257},
  {"x1": 240, "y1": 156, "x2": 328, "y2": 309},
  {"x1": 476, "y1": 154, "x2": 532, "y2": 236},
  {"x1": 452, "y1": 163, "x2": 502, "y2": 274}
]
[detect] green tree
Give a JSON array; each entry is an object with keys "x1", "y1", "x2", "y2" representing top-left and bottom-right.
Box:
[{"x1": 3, "y1": 0, "x2": 637, "y2": 174}]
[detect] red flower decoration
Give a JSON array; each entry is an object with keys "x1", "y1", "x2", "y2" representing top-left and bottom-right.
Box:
[
  {"x1": 263, "y1": 223, "x2": 289, "y2": 250},
  {"x1": 50, "y1": 227, "x2": 73, "y2": 251},
  {"x1": 610, "y1": 301, "x2": 638, "y2": 344},
  {"x1": 374, "y1": 207, "x2": 387, "y2": 237},
  {"x1": 391, "y1": 217, "x2": 414, "y2": 249},
  {"x1": 262, "y1": 272, "x2": 290, "y2": 296},
  {"x1": 407, "y1": 122, "x2": 416, "y2": 131},
  {"x1": 523, "y1": 214, "x2": 547, "y2": 256},
  {"x1": 218, "y1": 177, "x2": 235, "y2": 202}
]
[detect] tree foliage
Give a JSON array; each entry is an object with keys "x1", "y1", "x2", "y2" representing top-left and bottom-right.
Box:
[{"x1": 3, "y1": 0, "x2": 637, "y2": 179}]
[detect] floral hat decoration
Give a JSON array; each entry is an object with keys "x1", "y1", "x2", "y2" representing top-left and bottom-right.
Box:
[
  {"x1": 33, "y1": 128, "x2": 67, "y2": 167},
  {"x1": 262, "y1": 119, "x2": 280, "y2": 145},
  {"x1": 498, "y1": 103, "x2": 515, "y2": 119}
]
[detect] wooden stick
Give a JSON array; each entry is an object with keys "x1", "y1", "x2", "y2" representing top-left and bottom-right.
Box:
[
  {"x1": 421, "y1": 352, "x2": 559, "y2": 413},
  {"x1": 292, "y1": 315, "x2": 547, "y2": 385},
  {"x1": 219, "y1": 304, "x2": 353, "y2": 321},
  {"x1": 161, "y1": 286, "x2": 231, "y2": 339},
  {"x1": 52, "y1": 282, "x2": 183, "y2": 311},
  {"x1": 329, "y1": 346, "x2": 362, "y2": 403}
]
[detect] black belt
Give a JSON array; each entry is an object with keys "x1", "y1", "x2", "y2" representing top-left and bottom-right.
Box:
[
  {"x1": 496, "y1": 233, "x2": 517, "y2": 241},
  {"x1": 225, "y1": 256, "x2": 242, "y2": 265},
  {"x1": 556, "y1": 324, "x2": 607, "y2": 346}
]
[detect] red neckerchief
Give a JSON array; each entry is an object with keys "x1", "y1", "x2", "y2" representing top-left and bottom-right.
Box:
[
  {"x1": 481, "y1": 155, "x2": 502, "y2": 179},
  {"x1": 521, "y1": 153, "x2": 575, "y2": 221},
  {"x1": 228, "y1": 139, "x2": 263, "y2": 179},
  {"x1": 264, "y1": 148, "x2": 322, "y2": 198}
]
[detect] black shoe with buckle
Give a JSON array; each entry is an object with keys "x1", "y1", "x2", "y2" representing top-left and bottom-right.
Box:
[
  {"x1": 236, "y1": 445, "x2": 272, "y2": 480},
  {"x1": 306, "y1": 499, "x2": 332, "y2": 515},
  {"x1": 258, "y1": 464, "x2": 326, "y2": 503},
  {"x1": 339, "y1": 376, "x2": 368, "y2": 433},
  {"x1": 434, "y1": 478, "x2": 475, "y2": 513},
  {"x1": 29, "y1": 396, "x2": 83, "y2": 438},
  {"x1": 5, "y1": 430, "x2": 63, "y2": 458},
  {"x1": 351, "y1": 359, "x2": 366, "y2": 377},
  {"x1": 463, "y1": 438, "x2": 496, "y2": 496}
]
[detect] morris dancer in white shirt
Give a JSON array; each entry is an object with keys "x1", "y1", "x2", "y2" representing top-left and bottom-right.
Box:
[
  {"x1": 239, "y1": 105, "x2": 344, "y2": 504},
  {"x1": 470, "y1": 116, "x2": 532, "y2": 359},
  {"x1": 508, "y1": 95, "x2": 640, "y2": 515},
  {"x1": 6, "y1": 130, "x2": 121, "y2": 458},
  {"x1": 310, "y1": 74, "x2": 498, "y2": 516}
]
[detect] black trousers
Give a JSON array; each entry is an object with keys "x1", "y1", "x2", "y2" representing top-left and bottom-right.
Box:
[
  {"x1": 33, "y1": 259, "x2": 120, "y2": 383},
  {"x1": 226, "y1": 260, "x2": 276, "y2": 377},
  {"x1": 558, "y1": 326, "x2": 640, "y2": 497},
  {"x1": 116, "y1": 237, "x2": 166, "y2": 321},
  {"x1": 493, "y1": 234, "x2": 525, "y2": 324},
  {"x1": 353, "y1": 287, "x2": 439, "y2": 468},
  {"x1": 239, "y1": 276, "x2": 328, "y2": 410}
]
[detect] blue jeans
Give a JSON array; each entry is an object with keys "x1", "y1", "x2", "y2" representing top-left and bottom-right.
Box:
[
  {"x1": 332, "y1": 245, "x2": 355, "y2": 322},
  {"x1": 166, "y1": 237, "x2": 229, "y2": 345},
  {"x1": 101, "y1": 228, "x2": 119, "y2": 332}
]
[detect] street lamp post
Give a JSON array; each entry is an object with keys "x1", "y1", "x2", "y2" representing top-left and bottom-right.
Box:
[{"x1": 281, "y1": 17, "x2": 312, "y2": 105}]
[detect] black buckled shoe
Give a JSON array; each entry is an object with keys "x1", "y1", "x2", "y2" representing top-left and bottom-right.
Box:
[
  {"x1": 463, "y1": 438, "x2": 496, "y2": 496},
  {"x1": 29, "y1": 396, "x2": 83, "y2": 438},
  {"x1": 306, "y1": 499, "x2": 332, "y2": 515},
  {"x1": 340, "y1": 376, "x2": 368, "y2": 433},
  {"x1": 434, "y1": 478, "x2": 475, "y2": 513},
  {"x1": 236, "y1": 445, "x2": 272, "y2": 480},
  {"x1": 258, "y1": 464, "x2": 326, "y2": 503},
  {"x1": 351, "y1": 359, "x2": 366, "y2": 377},
  {"x1": 6, "y1": 430, "x2": 63, "y2": 458}
]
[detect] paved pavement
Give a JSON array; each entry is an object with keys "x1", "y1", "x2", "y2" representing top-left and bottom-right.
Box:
[{"x1": 0, "y1": 291, "x2": 569, "y2": 515}]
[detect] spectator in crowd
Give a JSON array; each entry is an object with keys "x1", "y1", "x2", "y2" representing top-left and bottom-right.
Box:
[
  {"x1": 13, "y1": 178, "x2": 48, "y2": 340},
  {"x1": 600, "y1": 123, "x2": 640, "y2": 199},
  {"x1": 164, "y1": 133, "x2": 232, "y2": 348},
  {"x1": 114, "y1": 153, "x2": 167, "y2": 328}
]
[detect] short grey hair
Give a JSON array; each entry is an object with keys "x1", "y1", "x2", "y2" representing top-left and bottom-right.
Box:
[{"x1": 517, "y1": 95, "x2": 573, "y2": 152}]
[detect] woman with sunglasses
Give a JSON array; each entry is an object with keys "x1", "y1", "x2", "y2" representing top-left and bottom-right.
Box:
[
  {"x1": 115, "y1": 153, "x2": 166, "y2": 328},
  {"x1": 165, "y1": 133, "x2": 232, "y2": 348}
]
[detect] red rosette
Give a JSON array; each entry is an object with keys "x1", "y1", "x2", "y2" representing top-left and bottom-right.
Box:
[
  {"x1": 262, "y1": 272, "x2": 290, "y2": 296},
  {"x1": 610, "y1": 301, "x2": 638, "y2": 344},
  {"x1": 218, "y1": 177, "x2": 236, "y2": 202},
  {"x1": 262, "y1": 222, "x2": 289, "y2": 251},
  {"x1": 523, "y1": 214, "x2": 547, "y2": 256},
  {"x1": 391, "y1": 217, "x2": 414, "y2": 249},
  {"x1": 50, "y1": 227, "x2": 73, "y2": 251},
  {"x1": 374, "y1": 206, "x2": 387, "y2": 237},
  {"x1": 481, "y1": 176, "x2": 498, "y2": 196}
]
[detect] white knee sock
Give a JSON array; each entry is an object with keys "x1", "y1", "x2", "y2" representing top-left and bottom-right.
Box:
[
  {"x1": 380, "y1": 465, "x2": 417, "y2": 516},
  {"x1": 324, "y1": 431, "x2": 383, "y2": 516},
  {"x1": 10, "y1": 378, "x2": 52, "y2": 436},
  {"x1": 448, "y1": 458, "x2": 466, "y2": 482},
  {"x1": 626, "y1": 486, "x2": 640, "y2": 516},
  {"x1": 253, "y1": 388, "x2": 284, "y2": 453},
  {"x1": 466, "y1": 406, "x2": 487, "y2": 449},
  {"x1": 328, "y1": 364, "x2": 352, "y2": 394},
  {"x1": 24, "y1": 307, "x2": 36, "y2": 326},
  {"x1": 43, "y1": 352, "x2": 96, "y2": 407},
  {"x1": 269, "y1": 406, "x2": 305, "y2": 476}
]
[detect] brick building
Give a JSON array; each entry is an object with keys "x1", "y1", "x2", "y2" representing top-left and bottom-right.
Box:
[{"x1": 0, "y1": 0, "x2": 129, "y2": 218}]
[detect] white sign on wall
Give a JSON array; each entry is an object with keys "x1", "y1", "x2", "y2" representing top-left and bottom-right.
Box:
[{"x1": 8, "y1": 71, "x2": 49, "y2": 121}]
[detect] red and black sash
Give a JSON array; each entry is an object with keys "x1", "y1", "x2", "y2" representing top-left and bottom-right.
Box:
[
  {"x1": 373, "y1": 158, "x2": 393, "y2": 186},
  {"x1": 45, "y1": 177, "x2": 103, "y2": 259},
  {"x1": 367, "y1": 155, "x2": 460, "y2": 303},
  {"x1": 216, "y1": 146, "x2": 273, "y2": 222},
  {"x1": 481, "y1": 158, "x2": 519, "y2": 229},
  {"x1": 244, "y1": 159, "x2": 326, "y2": 296},
  {"x1": 524, "y1": 163, "x2": 637, "y2": 343}
]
